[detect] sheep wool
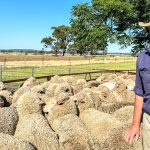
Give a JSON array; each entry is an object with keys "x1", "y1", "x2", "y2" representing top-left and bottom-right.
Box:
[
  {"x1": 43, "y1": 98, "x2": 78, "y2": 125},
  {"x1": 0, "y1": 107, "x2": 18, "y2": 135},
  {"x1": 0, "y1": 82, "x2": 5, "y2": 91},
  {"x1": 15, "y1": 91, "x2": 59, "y2": 150},
  {"x1": 0, "y1": 90, "x2": 13, "y2": 106},
  {"x1": 51, "y1": 114, "x2": 96, "y2": 150},
  {"x1": 12, "y1": 86, "x2": 30, "y2": 106},
  {"x1": 0, "y1": 96, "x2": 4, "y2": 107},
  {"x1": 80, "y1": 108, "x2": 122, "y2": 143},
  {"x1": 22, "y1": 77, "x2": 39, "y2": 88},
  {"x1": 0, "y1": 133, "x2": 36, "y2": 150}
]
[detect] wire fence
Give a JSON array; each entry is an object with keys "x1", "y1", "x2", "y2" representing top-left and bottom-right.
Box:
[{"x1": 0, "y1": 55, "x2": 136, "y2": 68}]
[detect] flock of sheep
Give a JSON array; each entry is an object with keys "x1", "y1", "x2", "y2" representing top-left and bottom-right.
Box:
[{"x1": 0, "y1": 73, "x2": 142, "y2": 150}]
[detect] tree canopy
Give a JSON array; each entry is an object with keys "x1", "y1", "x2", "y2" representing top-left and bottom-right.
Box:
[
  {"x1": 41, "y1": 25, "x2": 71, "y2": 56},
  {"x1": 42, "y1": 0, "x2": 150, "y2": 55},
  {"x1": 70, "y1": 0, "x2": 150, "y2": 55}
]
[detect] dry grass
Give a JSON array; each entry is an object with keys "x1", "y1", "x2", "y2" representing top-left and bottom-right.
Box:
[{"x1": 0, "y1": 53, "x2": 136, "y2": 68}]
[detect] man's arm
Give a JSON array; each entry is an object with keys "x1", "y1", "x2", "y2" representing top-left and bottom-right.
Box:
[{"x1": 124, "y1": 94, "x2": 143, "y2": 144}]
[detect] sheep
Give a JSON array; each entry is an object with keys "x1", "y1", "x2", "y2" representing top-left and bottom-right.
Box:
[
  {"x1": 80, "y1": 108, "x2": 121, "y2": 142},
  {"x1": 41, "y1": 80, "x2": 52, "y2": 89},
  {"x1": 74, "y1": 79, "x2": 87, "y2": 93},
  {"x1": 15, "y1": 91, "x2": 59, "y2": 150},
  {"x1": 54, "y1": 83, "x2": 74, "y2": 97},
  {"x1": 0, "y1": 81, "x2": 5, "y2": 91},
  {"x1": 99, "y1": 101, "x2": 133, "y2": 114},
  {"x1": 45, "y1": 83, "x2": 59, "y2": 97},
  {"x1": 83, "y1": 80, "x2": 102, "y2": 89},
  {"x1": 0, "y1": 133, "x2": 36, "y2": 150},
  {"x1": 51, "y1": 114, "x2": 96, "y2": 150},
  {"x1": 43, "y1": 98, "x2": 78, "y2": 125},
  {"x1": 0, "y1": 96, "x2": 4, "y2": 107},
  {"x1": 0, "y1": 90, "x2": 13, "y2": 106},
  {"x1": 70, "y1": 88, "x2": 95, "y2": 113},
  {"x1": 50, "y1": 75, "x2": 64, "y2": 83},
  {"x1": 112, "y1": 106, "x2": 134, "y2": 123},
  {"x1": 22, "y1": 77, "x2": 39, "y2": 88},
  {"x1": 0, "y1": 107, "x2": 18, "y2": 135},
  {"x1": 99, "y1": 80, "x2": 135, "y2": 103},
  {"x1": 12, "y1": 86, "x2": 30, "y2": 107},
  {"x1": 61, "y1": 76, "x2": 77, "y2": 86},
  {"x1": 31, "y1": 85, "x2": 46, "y2": 94}
]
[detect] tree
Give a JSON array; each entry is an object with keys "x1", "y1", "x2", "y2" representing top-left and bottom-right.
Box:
[
  {"x1": 92, "y1": 0, "x2": 150, "y2": 54},
  {"x1": 70, "y1": 3, "x2": 108, "y2": 55},
  {"x1": 41, "y1": 37, "x2": 54, "y2": 51},
  {"x1": 51, "y1": 25, "x2": 71, "y2": 56}
]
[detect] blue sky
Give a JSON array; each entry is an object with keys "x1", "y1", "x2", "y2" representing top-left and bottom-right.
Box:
[{"x1": 0, "y1": 0, "x2": 131, "y2": 53}]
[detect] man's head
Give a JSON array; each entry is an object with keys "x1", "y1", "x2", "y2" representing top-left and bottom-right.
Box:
[{"x1": 139, "y1": 21, "x2": 150, "y2": 33}]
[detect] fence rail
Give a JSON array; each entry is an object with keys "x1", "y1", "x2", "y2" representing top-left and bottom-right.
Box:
[{"x1": 2, "y1": 69, "x2": 136, "y2": 83}]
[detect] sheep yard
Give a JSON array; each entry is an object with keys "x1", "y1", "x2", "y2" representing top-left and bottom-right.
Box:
[
  {"x1": 0, "y1": 53, "x2": 140, "y2": 150},
  {"x1": 0, "y1": 72, "x2": 142, "y2": 150},
  {"x1": 0, "y1": 53, "x2": 136, "y2": 90}
]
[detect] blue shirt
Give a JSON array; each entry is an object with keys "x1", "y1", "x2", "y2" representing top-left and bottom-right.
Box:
[{"x1": 134, "y1": 46, "x2": 150, "y2": 114}]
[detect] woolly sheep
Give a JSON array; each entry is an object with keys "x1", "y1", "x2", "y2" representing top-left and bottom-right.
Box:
[
  {"x1": 43, "y1": 98, "x2": 78, "y2": 125},
  {"x1": 51, "y1": 114, "x2": 96, "y2": 150},
  {"x1": 22, "y1": 77, "x2": 39, "y2": 88},
  {"x1": 0, "y1": 133, "x2": 36, "y2": 150},
  {"x1": 80, "y1": 108, "x2": 121, "y2": 142},
  {"x1": 102, "y1": 124, "x2": 142, "y2": 150},
  {"x1": 54, "y1": 83, "x2": 74, "y2": 97},
  {"x1": 15, "y1": 91, "x2": 59, "y2": 150},
  {"x1": 98, "y1": 85, "x2": 118, "y2": 103},
  {"x1": 112, "y1": 106, "x2": 134, "y2": 123},
  {"x1": 0, "y1": 107, "x2": 18, "y2": 135},
  {"x1": 45, "y1": 83, "x2": 59, "y2": 97},
  {"x1": 83, "y1": 80, "x2": 101, "y2": 88},
  {"x1": 61, "y1": 76, "x2": 77, "y2": 86},
  {"x1": 74, "y1": 79, "x2": 87, "y2": 93},
  {"x1": 12, "y1": 86, "x2": 30, "y2": 107},
  {"x1": 41, "y1": 80, "x2": 52, "y2": 89},
  {"x1": 31, "y1": 84, "x2": 45, "y2": 94},
  {"x1": 50, "y1": 75, "x2": 64, "y2": 83},
  {"x1": 70, "y1": 88, "x2": 95, "y2": 113},
  {"x1": 0, "y1": 96, "x2": 4, "y2": 107},
  {"x1": 0, "y1": 82, "x2": 5, "y2": 91},
  {"x1": 99, "y1": 101, "x2": 134, "y2": 114},
  {"x1": 80, "y1": 108, "x2": 141, "y2": 150},
  {"x1": 0, "y1": 90, "x2": 13, "y2": 106}
]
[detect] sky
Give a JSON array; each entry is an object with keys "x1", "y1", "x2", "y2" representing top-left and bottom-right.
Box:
[{"x1": 0, "y1": 0, "x2": 131, "y2": 53}]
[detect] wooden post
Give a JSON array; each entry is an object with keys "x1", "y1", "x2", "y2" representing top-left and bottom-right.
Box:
[{"x1": 32, "y1": 67, "x2": 35, "y2": 77}]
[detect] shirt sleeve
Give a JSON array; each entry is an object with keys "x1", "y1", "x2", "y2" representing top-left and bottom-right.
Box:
[{"x1": 133, "y1": 57, "x2": 144, "y2": 96}]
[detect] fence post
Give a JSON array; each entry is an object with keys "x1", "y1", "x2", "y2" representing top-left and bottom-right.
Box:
[
  {"x1": 69, "y1": 68, "x2": 71, "y2": 75},
  {"x1": 32, "y1": 67, "x2": 35, "y2": 77},
  {"x1": 0, "y1": 65, "x2": 2, "y2": 81}
]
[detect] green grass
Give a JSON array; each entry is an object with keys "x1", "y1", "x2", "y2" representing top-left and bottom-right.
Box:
[
  {"x1": 2, "y1": 61, "x2": 136, "y2": 91},
  {"x1": 2, "y1": 61, "x2": 136, "y2": 81}
]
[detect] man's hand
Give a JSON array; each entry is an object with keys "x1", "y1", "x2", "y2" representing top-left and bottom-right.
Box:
[{"x1": 124, "y1": 124, "x2": 140, "y2": 145}]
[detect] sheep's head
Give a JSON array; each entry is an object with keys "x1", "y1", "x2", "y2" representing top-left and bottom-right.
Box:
[
  {"x1": 17, "y1": 91, "x2": 45, "y2": 117},
  {"x1": 54, "y1": 83, "x2": 74, "y2": 96}
]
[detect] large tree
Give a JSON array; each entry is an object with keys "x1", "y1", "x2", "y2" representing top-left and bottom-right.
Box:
[
  {"x1": 92, "y1": 0, "x2": 150, "y2": 54},
  {"x1": 70, "y1": 0, "x2": 150, "y2": 55},
  {"x1": 41, "y1": 25, "x2": 71, "y2": 56},
  {"x1": 52, "y1": 25, "x2": 71, "y2": 56},
  {"x1": 70, "y1": 3, "x2": 108, "y2": 55}
]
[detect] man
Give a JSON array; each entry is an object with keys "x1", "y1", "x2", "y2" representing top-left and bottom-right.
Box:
[{"x1": 124, "y1": 21, "x2": 150, "y2": 149}]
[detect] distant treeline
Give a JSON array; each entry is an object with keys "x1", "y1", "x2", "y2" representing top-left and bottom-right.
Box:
[
  {"x1": 0, "y1": 49, "x2": 131, "y2": 56},
  {"x1": 0, "y1": 49, "x2": 49, "y2": 54}
]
